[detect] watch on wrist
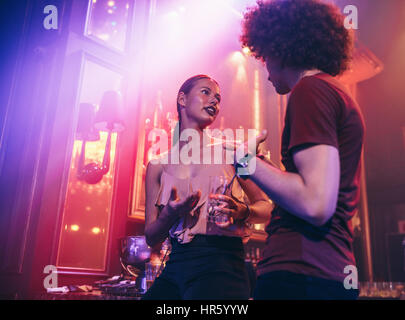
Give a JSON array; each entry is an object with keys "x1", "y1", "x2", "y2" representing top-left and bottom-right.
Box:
[{"x1": 235, "y1": 153, "x2": 255, "y2": 179}]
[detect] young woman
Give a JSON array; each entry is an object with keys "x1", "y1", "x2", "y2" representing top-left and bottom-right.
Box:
[{"x1": 142, "y1": 75, "x2": 272, "y2": 300}]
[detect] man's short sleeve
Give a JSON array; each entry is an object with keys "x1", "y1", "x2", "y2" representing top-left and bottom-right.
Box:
[{"x1": 286, "y1": 77, "x2": 340, "y2": 154}]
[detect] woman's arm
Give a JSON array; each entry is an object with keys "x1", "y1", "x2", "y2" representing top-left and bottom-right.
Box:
[
  {"x1": 144, "y1": 161, "x2": 172, "y2": 247},
  {"x1": 237, "y1": 178, "x2": 274, "y2": 224},
  {"x1": 209, "y1": 173, "x2": 273, "y2": 226},
  {"x1": 144, "y1": 162, "x2": 201, "y2": 247}
]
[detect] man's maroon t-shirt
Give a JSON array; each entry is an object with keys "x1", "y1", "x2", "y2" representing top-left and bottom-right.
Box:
[{"x1": 257, "y1": 73, "x2": 365, "y2": 282}]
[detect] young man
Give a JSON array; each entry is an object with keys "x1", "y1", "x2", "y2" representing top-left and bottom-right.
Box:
[{"x1": 238, "y1": 0, "x2": 365, "y2": 299}]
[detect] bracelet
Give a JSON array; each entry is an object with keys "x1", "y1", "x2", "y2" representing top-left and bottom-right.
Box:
[
  {"x1": 256, "y1": 153, "x2": 265, "y2": 160},
  {"x1": 242, "y1": 202, "x2": 251, "y2": 223}
]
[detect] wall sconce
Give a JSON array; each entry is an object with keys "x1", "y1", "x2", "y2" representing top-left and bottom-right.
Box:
[
  {"x1": 76, "y1": 102, "x2": 100, "y2": 183},
  {"x1": 76, "y1": 91, "x2": 125, "y2": 184},
  {"x1": 338, "y1": 41, "x2": 384, "y2": 85}
]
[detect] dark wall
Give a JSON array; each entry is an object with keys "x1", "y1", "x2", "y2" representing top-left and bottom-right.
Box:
[{"x1": 0, "y1": 0, "x2": 70, "y2": 298}]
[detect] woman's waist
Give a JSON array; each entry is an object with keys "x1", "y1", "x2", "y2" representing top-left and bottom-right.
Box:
[
  {"x1": 170, "y1": 215, "x2": 251, "y2": 244},
  {"x1": 170, "y1": 234, "x2": 244, "y2": 251}
]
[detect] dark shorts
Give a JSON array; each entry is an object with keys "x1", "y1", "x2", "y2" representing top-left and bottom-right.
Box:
[
  {"x1": 142, "y1": 235, "x2": 250, "y2": 300},
  {"x1": 253, "y1": 270, "x2": 359, "y2": 300}
]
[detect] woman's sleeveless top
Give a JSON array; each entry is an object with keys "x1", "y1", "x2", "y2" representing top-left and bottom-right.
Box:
[{"x1": 155, "y1": 162, "x2": 252, "y2": 244}]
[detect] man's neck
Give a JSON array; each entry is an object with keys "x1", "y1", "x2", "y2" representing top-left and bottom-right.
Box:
[
  {"x1": 287, "y1": 68, "x2": 322, "y2": 90},
  {"x1": 302, "y1": 69, "x2": 322, "y2": 78}
]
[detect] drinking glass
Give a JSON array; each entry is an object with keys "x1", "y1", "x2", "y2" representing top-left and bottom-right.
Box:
[
  {"x1": 359, "y1": 282, "x2": 369, "y2": 297},
  {"x1": 393, "y1": 282, "x2": 404, "y2": 298},
  {"x1": 378, "y1": 282, "x2": 390, "y2": 298},
  {"x1": 207, "y1": 176, "x2": 232, "y2": 227},
  {"x1": 145, "y1": 262, "x2": 160, "y2": 290},
  {"x1": 369, "y1": 282, "x2": 379, "y2": 297}
]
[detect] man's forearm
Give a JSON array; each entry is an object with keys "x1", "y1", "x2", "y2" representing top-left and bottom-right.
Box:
[{"x1": 249, "y1": 158, "x2": 321, "y2": 226}]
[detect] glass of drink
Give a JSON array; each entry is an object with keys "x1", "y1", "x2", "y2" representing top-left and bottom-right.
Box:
[
  {"x1": 369, "y1": 282, "x2": 379, "y2": 297},
  {"x1": 393, "y1": 282, "x2": 404, "y2": 298},
  {"x1": 358, "y1": 282, "x2": 368, "y2": 297},
  {"x1": 145, "y1": 262, "x2": 159, "y2": 290},
  {"x1": 378, "y1": 282, "x2": 390, "y2": 298},
  {"x1": 207, "y1": 176, "x2": 232, "y2": 227}
]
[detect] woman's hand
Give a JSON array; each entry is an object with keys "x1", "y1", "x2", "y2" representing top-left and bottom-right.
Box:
[
  {"x1": 167, "y1": 187, "x2": 201, "y2": 218},
  {"x1": 208, "y1": 194, "x2": 249, "y2": 228}
]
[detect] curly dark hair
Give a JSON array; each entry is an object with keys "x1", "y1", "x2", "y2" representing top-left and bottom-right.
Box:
[{"x1": 240, "y1": 0, "x2": 354, "y2": 76}]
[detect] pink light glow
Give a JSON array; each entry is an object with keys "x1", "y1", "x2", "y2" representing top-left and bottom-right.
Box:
[
  {"x1": 140, "y1": 0, "x2": 257, "y2": 85},
  {"x1": 70, "y1": 224, "x2": 80, "y2": 232},
  {"x1": 92, "y1": 227, "x2": 101, "y2": 235}
]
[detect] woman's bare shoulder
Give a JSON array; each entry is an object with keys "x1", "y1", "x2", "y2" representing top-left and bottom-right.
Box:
[{"x1": 146, "y1": 160, "x2": 163, "y2": 182}]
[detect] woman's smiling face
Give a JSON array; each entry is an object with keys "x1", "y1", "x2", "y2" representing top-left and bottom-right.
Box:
[{"x1": 179, "y1": 78, "x2": 221, "y2": 128}]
